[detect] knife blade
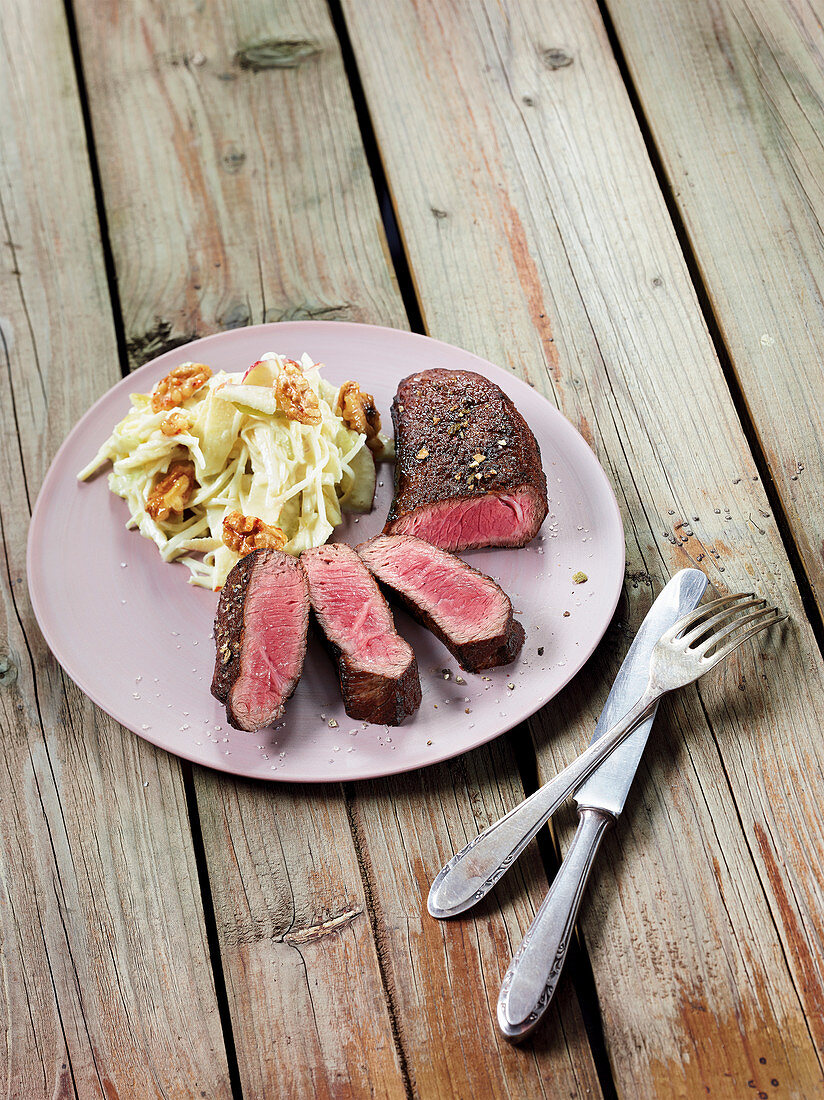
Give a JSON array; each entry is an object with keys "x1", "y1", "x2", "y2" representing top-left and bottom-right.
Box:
[
  {"x1": 497, "y1": 567, "x2": 709, "y2": 1039},
  {"x1": 574, "y1": 566, "x2": 709, "y2": 814}
]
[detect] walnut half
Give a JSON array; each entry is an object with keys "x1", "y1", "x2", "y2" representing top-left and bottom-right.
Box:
[
  {"x1": 160, "y1": 409, "x2": 192, "y2": 436},
  {"x1": 146, "y1": 459, "x2": 197, "y2": 521},
  {"x1": 151, "y1": 363, "x2": 212, "y2": 413},
  {"x1": 336, "y1": 381, "x2": 382, "y2": 453},
  {"x1": 276, "y1": 360, "x2": 322, "y2": 425},
  {"x1": 222, "y1": 511, "x2": 287, "y2": 556}
]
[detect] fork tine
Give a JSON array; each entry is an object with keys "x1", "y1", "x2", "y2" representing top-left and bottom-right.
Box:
[
  {"x1": 695, "y1": 604, "x2": 778, "y2": 656},
  {"x1": 680, "y1": 597, "x2": 765, "y2": 648},
  {"x1": 660, "y1": 592, "x2": 755, "y2": 643},
  {"x1": 702, "y1": 610, "x2": 787, "y2": 666}
]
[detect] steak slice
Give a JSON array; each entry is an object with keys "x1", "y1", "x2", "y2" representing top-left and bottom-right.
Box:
[
  {"x1": 358, "y1": 534, "x2": 525, "y2": 672},
  {"x1": 211, "y1": 549, "x2": 309, "y2": 732},
  {"x1": 301, "y1": 543, "x2": 421, "y2": 725},
  {"x1": 385, "y1": 369, "x2": 548, "y2": 551}
]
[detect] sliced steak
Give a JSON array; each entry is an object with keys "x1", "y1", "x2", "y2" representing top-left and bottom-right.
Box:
[
  {"x1": 301, "y1": 543, "x2": 421, "y2": 725},
  {"x1": 358, "y1": 534, "x2": 525, "y2": 672},
  {"x1": 385, "y1": 369, "x2": 548, "y2": 551},
  {"x1": 211, "y1": 549, "x2": 309, "y2": 732}
]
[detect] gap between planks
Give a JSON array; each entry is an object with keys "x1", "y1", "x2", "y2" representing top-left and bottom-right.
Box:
[
  {"x1": 180, "y1": 761, "x2": 246, "y2": 1100},
  {"x1": 594, "y1": 0, "x2": 824, "y2": 661},
  {"x1": 325, "y1": 0, "x2": 425, "y2": 336},
  {"x1": 508, "y1": 717, "x2": 620, "y2": 1100},
  {"x1": 343, "y1": 787, "x2": 416, "y2": 1100},
  {"x1": 594, "y1": 0, "x2": 824, "y2": 1059},
  {"x1": 62, "y1": 0, "x2": 130, "y2": 376},
  {"x1": 327, "y1": 0, "x2": 622, "y2": 1094}
]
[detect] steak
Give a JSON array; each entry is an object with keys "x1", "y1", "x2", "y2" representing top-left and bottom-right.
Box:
[
  {"x1": 301, "y1": 543, "x2": 421, "y2": 725},
  {"x1": 211, "y1": 549, "x2": 310, "y2": 732},
  {"x1": 385, "y1": 369, "x2": 548, "y2": 551},
  {"x1": 358, "y1": 534, "x2": 524, "y2": 672}
]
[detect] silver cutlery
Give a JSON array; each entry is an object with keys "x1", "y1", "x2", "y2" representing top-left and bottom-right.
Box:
[
  {"x1": 496, "y1": 568, "x2": 707, "y2": 1039},
  {"x1": 428, "y1": 589, "x2": 785, "y2": 972}
]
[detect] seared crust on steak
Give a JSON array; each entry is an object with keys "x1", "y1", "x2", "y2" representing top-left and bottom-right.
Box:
[
  {"x1": 211, "y1": 551, "x2": 259, "y2": 705},
  {"x1": 436, "y1": 613, "x2": 525, "y2": 673},
  {"x1": 311, "y1": 612, "x2": 422, "y2": 725},
  {"x1": 385, "y1": 369, "x2": 548, "y2": 550}
]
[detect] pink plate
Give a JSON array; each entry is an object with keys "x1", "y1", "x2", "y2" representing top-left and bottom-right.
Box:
[{"x1": 28, "y1": 322, "x2": 625, "y2": 782}]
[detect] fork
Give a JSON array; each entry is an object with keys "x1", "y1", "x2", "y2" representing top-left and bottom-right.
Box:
[{"x1": 428, "y1": 592, "x2": 786, "y2": 921}]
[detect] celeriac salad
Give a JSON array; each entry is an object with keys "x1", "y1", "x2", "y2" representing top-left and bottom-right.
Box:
[{"x1": 78, "y1": 352, "x2": 385, "y2": 589}]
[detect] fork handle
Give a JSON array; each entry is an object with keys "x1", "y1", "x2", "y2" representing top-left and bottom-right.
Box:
[
  {"x1": 497, "y1": 806, "x2": 612, "y2": 1040},
  {"x1": 427, "y1": 687, "x2": 659, "y2": 919}
]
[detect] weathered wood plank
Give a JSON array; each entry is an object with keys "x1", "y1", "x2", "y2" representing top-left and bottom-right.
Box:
[
  {"x1": 0, "y1": 2, "x2": 232, "y2": 1096},
  {"x1": 197, "y1": 779, "x2": 405, "y2": 1099},
  {"x1": 71, "y1": 0, "x2": 602, "y2": 1094},
  {"x1": 350, "y1": 742, "x2": 605, "y2": 1099},
  {"x1": 606, "y1": 0, "x2": 824, "y2": 620},
  {"x1": 341, "y1": 0, "x2": 824, "y2": 1094},
  {"x1": 77, "y1": 0, "x2": 402, "y2": 365}
]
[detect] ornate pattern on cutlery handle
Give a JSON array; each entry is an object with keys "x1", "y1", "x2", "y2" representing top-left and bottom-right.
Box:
[
  {"x1": 470, "y1": 848, "x2": 520, "y2": 903},
  {"x1": 497, "y1": 806, "x2": 613, "y2": 1040},
  {"x1": 428, "y1": 784, "x2": 566, "y2": 917},
  {"x1": 428, "y1": 691, "x2": 657, "y2": 919}
]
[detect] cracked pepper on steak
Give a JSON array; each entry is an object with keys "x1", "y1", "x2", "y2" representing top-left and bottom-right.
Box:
[{"x1": 384, "y1": 369, "x2": 548, "y2": 551}]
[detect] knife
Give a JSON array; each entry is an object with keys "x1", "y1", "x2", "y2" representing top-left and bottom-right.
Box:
[{"x1": 496, "y1": 567, "x2": 709, "y2": 1039}]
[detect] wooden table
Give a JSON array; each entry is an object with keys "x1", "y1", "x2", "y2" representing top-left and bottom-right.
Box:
[{"x1": 3, "y1": 1, "x2": 824, "y2": 1096}]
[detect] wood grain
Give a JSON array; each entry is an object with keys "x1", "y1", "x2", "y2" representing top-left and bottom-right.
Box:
[
  {"x1": 71, "y1": 0, "x2": 601, "y2": 1094},
  {"x1": 196, "y1": 779, "x2": 405, "y2": 1099},
  {"x1": 76, "y1": 0, "x2": 404, "y2": 366},
  {"x1": 0, "y1": 2, "x2": 232, "y2": 1096},
  {"x1": 340, "y1": 0, "x2": 824, "y2": 1095},
  {"x1": 606, "y1": 0, "x2": 824, "y2": 619},
  {"x1": 350, "y1": 742, "x2": 603, "y2": 1099}
]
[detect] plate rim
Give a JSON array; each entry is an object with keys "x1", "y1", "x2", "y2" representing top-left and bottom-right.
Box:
[{"x1": 27, "y1": 320, "x2": 626, "y2": 782}]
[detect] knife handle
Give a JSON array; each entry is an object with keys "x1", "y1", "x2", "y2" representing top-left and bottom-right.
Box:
[{"x1": 497, "y1": 806, "x2": 613, "y2": 1040}]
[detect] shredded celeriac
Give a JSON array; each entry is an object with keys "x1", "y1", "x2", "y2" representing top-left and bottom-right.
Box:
[{"x1": 77, "y1": 352, "x2": 380, "y2": 589}]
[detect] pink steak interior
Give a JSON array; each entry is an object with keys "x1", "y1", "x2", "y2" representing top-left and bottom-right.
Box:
[
  {"x1": 364, "y1": 538, "x2": 509, "y2": 643},
  {"x1": 390, "y1": 488, "x2": 542, "y2": 550},
  {"x1": 304, "y1": 551, "x2": 410, "y2": 673},
  {"x1": 229, "y1": 561, "x2": 307, "y2": 727}
]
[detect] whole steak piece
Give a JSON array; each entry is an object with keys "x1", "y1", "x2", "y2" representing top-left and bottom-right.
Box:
[
  {"x1": 301, "y1": 543, "x2": 421, "y2": 725},
  {"x1": 212, "y1": 549, "x2": 310, "y2": 732},
  {"x1": 385, "y1": 369, "x2": 548, "y2": 550},
  {"x1": 358, "y1": 534, "x2": 524, "y2": 672}
]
